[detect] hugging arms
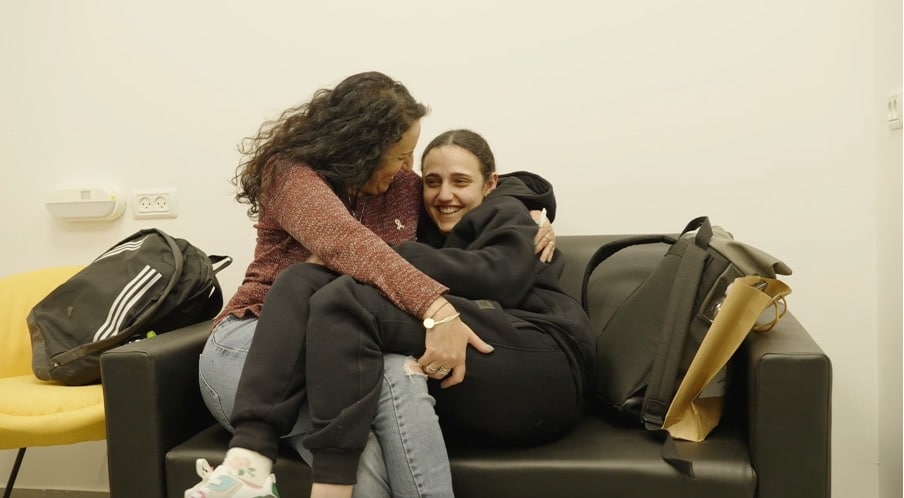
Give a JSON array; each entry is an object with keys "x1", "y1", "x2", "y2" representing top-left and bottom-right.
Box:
[{"x1": 301, "y1": 129, "x2": 595, "y2": 496}]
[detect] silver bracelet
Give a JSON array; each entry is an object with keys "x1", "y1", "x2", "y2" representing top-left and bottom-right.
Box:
[{"x1": 423, "y1": 312, "x2": 460, "y2": 330}]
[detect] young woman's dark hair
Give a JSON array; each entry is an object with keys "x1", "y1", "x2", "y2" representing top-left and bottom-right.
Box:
[
  {"x1": 234, "y1": 71, "x2": 429, "y2": 218},
  {"x1": 420, "y1": 128, "x2": 496, "y2": 179}
]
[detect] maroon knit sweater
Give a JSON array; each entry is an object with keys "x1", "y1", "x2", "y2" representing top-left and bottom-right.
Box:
[{"x1": 215, "y1": 158, "x2": 448, "y2": 326}]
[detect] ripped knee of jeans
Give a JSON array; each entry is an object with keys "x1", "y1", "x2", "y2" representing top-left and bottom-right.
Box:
[{"x1": 404, "y1": 356, "x2": 427, "y2": 377}]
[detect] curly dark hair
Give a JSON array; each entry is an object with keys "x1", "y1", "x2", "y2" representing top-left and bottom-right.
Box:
[{"x1": 233, "y1": 71, "x2": 429, "y2": 218}]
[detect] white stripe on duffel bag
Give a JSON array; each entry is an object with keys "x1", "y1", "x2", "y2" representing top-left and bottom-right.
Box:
[{"x1": 93, "y1": 265, "x2": 163, "y2": 342}]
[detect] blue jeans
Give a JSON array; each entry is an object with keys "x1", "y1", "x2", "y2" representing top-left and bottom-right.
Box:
[{"x1": 198, "y1": 316, "x2": 453, "y2": 498}]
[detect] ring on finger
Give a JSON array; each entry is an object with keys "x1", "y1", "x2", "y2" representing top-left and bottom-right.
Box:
[
  {"x1": 425, "y1": 365, "x2": 438, "y2": 374},
  {"x1": 437, "y1": 367, "x2": 450, "y2": 375}
]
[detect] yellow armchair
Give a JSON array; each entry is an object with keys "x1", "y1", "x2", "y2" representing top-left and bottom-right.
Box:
[{"x1": 0, "y1": 266, "x2": 106, "y2": 498}]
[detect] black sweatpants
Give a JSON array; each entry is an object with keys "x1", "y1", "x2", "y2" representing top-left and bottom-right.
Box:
[
  {"x1": 229, "y1": 263, "x2": 340, "y2": 460},
  {"x1": 302, "y1": 275, "x2": 580, "y2": 484}
]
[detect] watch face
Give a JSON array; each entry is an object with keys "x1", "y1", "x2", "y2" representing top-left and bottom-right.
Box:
[{"x1": 423, "y1": 318, "x2": 436, "y2": 329}]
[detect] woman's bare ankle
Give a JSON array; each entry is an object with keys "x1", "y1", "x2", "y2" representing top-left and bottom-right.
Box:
[{"x1": 310, "y1": 482, "x2": 353, "y2": 498}]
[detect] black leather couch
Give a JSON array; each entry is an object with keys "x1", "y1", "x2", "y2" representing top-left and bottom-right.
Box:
[{"x1": 100, "y1": 234, "x2": 832, "y2": 498}]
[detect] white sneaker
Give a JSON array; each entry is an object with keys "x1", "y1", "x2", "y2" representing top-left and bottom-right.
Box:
[{"x1": 185, "y1": 458, "x2": 280, "y2": 498}]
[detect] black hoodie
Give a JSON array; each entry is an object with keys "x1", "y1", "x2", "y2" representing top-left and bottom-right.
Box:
[{"x1": 398, "y1": 172, "x2": 594, "y2": 397}]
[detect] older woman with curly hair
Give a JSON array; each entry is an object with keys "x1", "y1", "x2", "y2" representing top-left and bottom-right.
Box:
[{"x1": 186, "y1": 72, "x2": 555, "y2": 498}]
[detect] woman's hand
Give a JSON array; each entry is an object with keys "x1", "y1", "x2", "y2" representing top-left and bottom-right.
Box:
[
  {"x1": 418, "y1": 300, "x2": 494, "y2": 388},
  {"x1": 531, "y1": 209, "x2": 555, "y2": 263}
]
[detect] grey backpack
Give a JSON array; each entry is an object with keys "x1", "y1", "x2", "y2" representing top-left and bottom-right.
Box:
[
  {"x1": 27, "y1": 228, "x2": 231, "y2": 385},
  {"x1": 580, "y1": 216, "x2": 791, "y2": 430}
]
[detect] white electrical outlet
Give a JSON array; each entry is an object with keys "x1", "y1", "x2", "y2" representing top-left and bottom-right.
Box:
[{"x1": 133, "y1": 189, "x2": 178, "y2": 219}]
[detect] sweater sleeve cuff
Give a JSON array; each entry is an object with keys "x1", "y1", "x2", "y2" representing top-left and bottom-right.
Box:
[{"x1": 311, "y1": 449, "x2": 363, "y2": 485}]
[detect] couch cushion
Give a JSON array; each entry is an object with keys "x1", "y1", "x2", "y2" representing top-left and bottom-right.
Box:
[
  {"x1": 448, "y1": 407, "x2": 755, "y2": 498},
  {"x1": 166, "y1": 406, "x2": 755, "y2": 498}
]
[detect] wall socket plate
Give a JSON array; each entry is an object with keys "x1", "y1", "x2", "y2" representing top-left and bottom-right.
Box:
[{"x1": 133, "y1": 189, "x2": 178, "y2": 219}]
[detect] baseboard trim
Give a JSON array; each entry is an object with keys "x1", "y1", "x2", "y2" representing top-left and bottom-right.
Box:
[{"x1": 0, "y1": 490, "x2": 108, "y2": 498}]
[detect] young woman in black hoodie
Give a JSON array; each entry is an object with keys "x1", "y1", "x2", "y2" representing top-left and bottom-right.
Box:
[{"x1": 303, "y1": 129, "x2": 595, "y2": 497}]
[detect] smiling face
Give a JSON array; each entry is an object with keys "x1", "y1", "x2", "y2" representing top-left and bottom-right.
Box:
[
  {"x1": 359, "y1": 120, "x2": 421, "y2": 195},
  {"x1": 421, "y1": 144, "x2": 497, "y2": 234}
]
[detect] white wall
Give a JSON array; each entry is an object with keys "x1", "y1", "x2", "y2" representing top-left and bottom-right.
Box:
[
  {"x1": 0, "y1": 1, "x2": 898, "y2": 496},
  {"x1": 875, "y1": 0, "x2": 902, "y2": 496}
]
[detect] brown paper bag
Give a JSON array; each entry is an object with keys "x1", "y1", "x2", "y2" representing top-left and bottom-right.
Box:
[{"x1": 661, "y1": 276, "x2": 791, "y2": 441}]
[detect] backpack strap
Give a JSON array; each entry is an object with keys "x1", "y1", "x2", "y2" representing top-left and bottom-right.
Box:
[
  {"x1": 641, "y1": 216, "x2": 713, "y2": 430},
  {"x1": 210, "y1": 255, "x2": 233, "y2": 274},
  {"x1": 644, "y1": 216, "x2": 714, "y2": 478},
  {"x1": 199, "y1": 255, "x2": 232, "y2": 321},
  {"x1": 580, "y1": 234, "x2": 677, "y2": 313},
  {"x1": 661, "y1": 433, "x2": 696, "y2": 478}
]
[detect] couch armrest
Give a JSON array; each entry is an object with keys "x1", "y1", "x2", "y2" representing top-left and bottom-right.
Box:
[
  {"x1": 101, "y1": 321, "x2": 214, "y2": 498},
  {"x1": 744, "y1": 314, "x2": 831, "y2": 498}
]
